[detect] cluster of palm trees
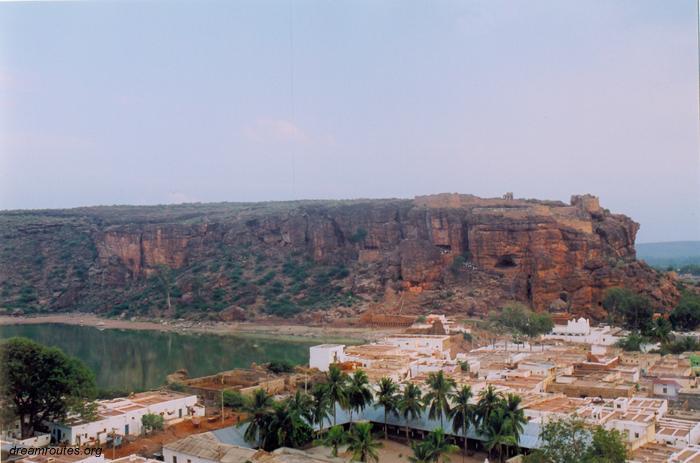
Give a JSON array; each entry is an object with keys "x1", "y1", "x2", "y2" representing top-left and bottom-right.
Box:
[
  {"x1": 239, "y1": 365, "x2": 527, "y2": 463},
  {"x1": 374, "y1": 370, "x2": 527, "y2": 463}
]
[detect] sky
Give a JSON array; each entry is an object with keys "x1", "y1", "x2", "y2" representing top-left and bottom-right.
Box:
[{"x1": 0, "y1": 0, "x2": 698, "y2": 243}]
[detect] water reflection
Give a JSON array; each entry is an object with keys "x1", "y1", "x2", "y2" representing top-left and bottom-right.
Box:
[{"x1": 0, "y1": 323, "x2": 315, "y2": 391}]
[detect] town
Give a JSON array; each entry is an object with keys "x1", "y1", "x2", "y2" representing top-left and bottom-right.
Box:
[{"x1": 5, "y1": 306, "x2": 700, "y2": 463}]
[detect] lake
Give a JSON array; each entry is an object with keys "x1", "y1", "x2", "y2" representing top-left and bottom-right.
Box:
[{"x1": 0, "y1": 323, "x2": 318, "y2": 392}]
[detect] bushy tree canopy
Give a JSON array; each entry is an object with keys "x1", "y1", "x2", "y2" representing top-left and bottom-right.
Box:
[
  {"x1": 670, "y1": 292, "x2": 700, "y2": 331},
  {"x1": 489, "y1": 303, "x2": 554, "y2": 339},
  {"x1": 602, "y1": 288, "x2": 654, "y2": 332},
  {"x1": 525, "y1": 416, "x2": 626, "y2": 463},
  {"x1": 0, "y1": 337, "x2": 96, "y2": 439},
  {"x1": 142, "y1": 413, "x2": 164, "y2": 432}
]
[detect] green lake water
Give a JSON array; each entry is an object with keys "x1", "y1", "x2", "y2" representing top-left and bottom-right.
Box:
[{"x1": 0, "y1": 323, "x2": 317, "y2": 391}]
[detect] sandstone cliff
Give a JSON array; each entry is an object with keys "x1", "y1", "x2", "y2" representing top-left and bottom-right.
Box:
[{"x1": 0, "y1": 194, "x2": 678, "y2": 320}]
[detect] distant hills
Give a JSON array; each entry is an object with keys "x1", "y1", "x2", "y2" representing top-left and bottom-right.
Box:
[{"x1": 636, "y1": 241, "x2": 700, "y2": 267}]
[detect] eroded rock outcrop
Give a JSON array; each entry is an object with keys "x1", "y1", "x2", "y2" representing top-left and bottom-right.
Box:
[{"x1": 0, "y1": 194, "x2": 678, "y2": 318}]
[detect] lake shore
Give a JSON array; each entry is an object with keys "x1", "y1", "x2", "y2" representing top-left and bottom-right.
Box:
[{"x1": 0, "y1": 313, "x2": 397, "y2": 344}]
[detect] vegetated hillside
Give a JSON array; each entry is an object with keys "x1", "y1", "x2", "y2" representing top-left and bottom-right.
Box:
[
  {"x1": 0, "y1": 193, "x2": 679, "y2": 322},
  {"x1": 637, "y1": 241, "x2": 700, "y2": 268}
]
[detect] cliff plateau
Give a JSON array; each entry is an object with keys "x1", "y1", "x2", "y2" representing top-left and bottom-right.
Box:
[{"x1": 0, "y1": 194, "x2": 678, "y2": 321}]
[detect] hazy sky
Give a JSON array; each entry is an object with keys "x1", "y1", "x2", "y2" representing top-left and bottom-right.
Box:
[{"x1": 0, "y1": 1, "x2": 698, "y2": 243}]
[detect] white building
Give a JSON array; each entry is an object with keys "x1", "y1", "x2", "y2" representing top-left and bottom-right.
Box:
[
  {"x1": 308, "y1": 335, "x2": 452, "y2": 374},
  {"x1": 544, "y1": 317, "x2": 620, "y2": 345},
  {"x1": 309, "y1": 344, "x2": 345, "y2": 372},
  {"x1": 47, "y1": 391, "x2": 204, "y2": 446},
  {"x1": 670, "y1": 444, "x2": 700, "y2": 462},
  {"x1": 654, "y1": 379, "x2": 684, "y2": 400},
  {"x1": 383, "y1": 335, "x2": 452, "y2": 356},
  {"x1": 656, "y1": 418, "x2": 700, "y2": 448}
]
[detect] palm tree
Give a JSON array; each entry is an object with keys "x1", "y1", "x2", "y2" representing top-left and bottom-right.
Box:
[
  {"x1": 316, "y1": 425, "x2": 346, "y2": 457},
  {"x1": 474, "y1": 385, "x2": 501, "y2": 430},
  {"x1": 424, "y1": 370, "x2": 456, "y2": 428},
  {"x1": 449, "y1": 385, "x2": 474, "y2": 459},
  {"x1": 409, "y1": 441, "x2": 433, "y2": 463},
  {"x1": 310, "y1": 383, "x2": 332, "y2": 433},
  {"x1": 287, "y1": 390, "x2": 313, "y2": 423},
  {"x1": 398, "y1": 382, "x2": 424, "y2": 443},
  {"x1": 240, "y1": 388, "x2": 274, "y2": 446},
  {"x1": 347, "y1": 422, "x2": 382, "y2": 463},
  {"x1": 347, "y1": 369, "x2": 373, "y2": 423},
  {"x1": 375, "y1": 377, "x2": 399, "y2": 439},
  {"x1": 325, "y1": 364, "x2": 349, "y2": 425},
  {"x1": 420, "y1": 427, "x2": 460, "y2": 462},
  {"x1": 261, "y1": 399, "x2": 313, "y2": 451},
  {"x1": 481, "y1": 406, "x2": 517, "y2": 463},
  {"x1": 501, "y1": 393, "x2": 527, "y2": 458}
]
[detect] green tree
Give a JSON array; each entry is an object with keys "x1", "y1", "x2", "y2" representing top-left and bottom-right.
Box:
[
  {"x1": 482, "y1": 407, "x2": 517, "y2": 463},
  {"x1": 287, "y1": 390, "x2": 313, "y2": 424},
  {"x1": 474, "y1": 385, "x2": 501, "y2": 430},
  {"x1": 489, "y1": 303, "x2": 554, "y2": 348},
  {"x1": 615, "y1": 331, "x2": 649, "y2": 351},
  {"x1": 525, "y1": 312, "x2": 555, "y2": 347},
  {"x1": 267, "y1": 361, "x2": 294, "y2": 374},
  {"x1": 0, "y1": 337, "x2": 96, "y2": 439},
  {"x1": 317, "y1": 425, "x2": 346, "y2": 457},
  {"x1": 310, "y1": 383, "x2": 332, "y2": 433},
  {"x1": 490, "y1": 303, "x2": 530, "y2": 333},
  {"x1": 409, "y1": 441, "x2": 434, "y2": 463},
  {"x1": 413, "y1": 427, "x2": 459, "y2": 462},
  {"x1": 398, "y1": 383, "x2": 424, "y2": 443},
  {"x1": 240, "y1": 388, "x2": 274, "y2": 446},
  {"x1": 375, "y1": 377, "x2": 399, "y2": 439},
  {"x1": 588, "y1": 426, "x2": 627, "y2": 463},
  {"x1": 535, "y1": 415, "x2": 626, "y2": 463},
  {"x1": 501, "y1": 393, "x2": 527, "y2": 458},
  {"x1": 325, "y1": 364, "x2": 349, "y2": 426},
  {"x1": 347, "y1": 369, "x2": 373, "y2": 423},
  {"x1": 347, "y1": 421, "x2": 381, "y2": 463},
  {"x1": 602, "y1": 288, "x2": 654, "y2": 332},
  {"x1": 260, "y1": 398, "x2": 313, "y2": 451},
  {"x1": 670, "y1": 292, "x2": 700, "y2": 331},
  {"x1": 424, "y1": 370, "x2": 456, "y2": 428},
  {"x1": 223, "y1": 390, "x2": 245, "y2": 409},
  {"x1": 449, "y1": 385, "x2": 474, "y2": 456},
  {"x1": 662, "y1": 336, "x2": 700, "y2": 354},
  {"x1": 141, "y1": 413, "x2": 164, "y2": 433},
  {"x1": 651, "y1": 317, "x2": 672, "y2": 342}
]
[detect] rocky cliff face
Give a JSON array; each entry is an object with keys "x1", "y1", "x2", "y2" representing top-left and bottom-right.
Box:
[{"x1": 0, "y1": 194, "x2": 678, "y2": 320}]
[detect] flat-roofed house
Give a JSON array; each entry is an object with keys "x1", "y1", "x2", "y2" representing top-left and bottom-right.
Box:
[
  {"x1": 654, "y1": 379, "x2": 684, "y2": 400},
  {"x1": 669, "y1": 444, "x2": 700, "y2": 463},
  {"x1": 47, "y1": 391, "x2": 204, "y2": 446},
  {"x1": 309, "y1": 344, "x2": 345, "y2": 372},
  {"x1": 656, "y1": 418, "x2": 700, "y2": 448},
  {"x1": 383, "y1": 335, "x2": 452, "y2": 357},
  {"x1": 544, "y1": 318, "x2": 620, "y2": 345}
]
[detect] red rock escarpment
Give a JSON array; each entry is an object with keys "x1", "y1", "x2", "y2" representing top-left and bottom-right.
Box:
[{"x1": 0, "y1": 194, "x2": 678, "y2": 315}]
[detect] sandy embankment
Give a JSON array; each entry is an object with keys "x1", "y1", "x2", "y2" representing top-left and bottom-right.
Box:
[{"x1": 0, "y1": 313, "x2": 399, "y2": 343}]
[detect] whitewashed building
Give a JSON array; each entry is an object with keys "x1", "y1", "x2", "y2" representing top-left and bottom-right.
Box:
[
  {"x1": 544, "y1": 317, "x2": 620, "y2": 345},
  {"x1": 47, "y1": 391, "x2": 204, "y2": 445},
  {"x1": 655, "y1": 418, "x2": 700, "y2": 448},
  {"x1": 309, "y1": 344, "x2": 345, "y2": 372}
]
